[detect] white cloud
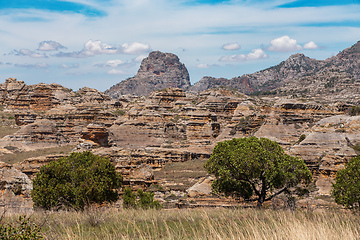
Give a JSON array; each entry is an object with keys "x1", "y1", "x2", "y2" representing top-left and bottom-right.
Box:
[
  {"x1": 59, "y1": 63, "x2": 79, "y2": 69},
  {"x1": 14, "y1": 63, "x2": 49, "y2": 69},
  {"x1": 246, "y1": 48, "x2": 267, "y2": 60},
  {"x1": 268, "y1": 36, "x2": 302, "y2": 52},
  {"x1": 219, "y1": 54, "x2": 247, "y2": 62},
  {"x1": 107, "y1": 69, "x2": 125, "y2": 75},
  {"x1": 13, "y1": 49, "x2": 48, "y2": 58},
  {"x1": 38, "y1": 41, "x2": 66, "y2": 51},
  {"x1": 303, "y1": 41, "x2": 319, "y2": 50},
  {"x1": 54, "y1": 41, "x2": 151, "y2": 58},
  {"x1": 121, "y1": 42, "x2": 151, "y2": 55},
  {"x1": 222, "y1": 43, "x2": 241, "y2": 50},
  {"x1": 95, "y1": 60, "x2": 125, "y2": 68},
  {"x1": 197, "y1": 63, "x2": 210, "y2": 68},
  {"x1": 134, "y1": 55, "x2": 147, "y2": 62},
  {"x1": 55, "y1": 40, "x2": 118, "y2": 58},
  {"x1": 219, "y1": 48, "x2": 267, "y2": 62},
  {"x1": 83, "y1": 40, "x2": 118, "y2": 55},
  {"x1": 104, "y1": 60, "x2": 125, "y2": 67}
]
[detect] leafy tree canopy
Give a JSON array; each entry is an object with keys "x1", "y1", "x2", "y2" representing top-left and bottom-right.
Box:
[
  {"x1": 31, "y1": 151, "x2": 123, "y2": 210},
  {"x1": 332, "y1": 156, "x2": 360, "y2": 211},
  {"x1": 204, "y1": 137, "x2": 312, "y2": 207}
]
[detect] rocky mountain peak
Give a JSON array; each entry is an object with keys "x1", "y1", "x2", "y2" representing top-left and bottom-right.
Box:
[
  {"x1": 336, "y1": 41, "x2": 360, "y2": 60},
  {"x1": 105, "y1": 51, "x2": 191, "y2": 98},
  {"x1": 282, "y1": 53, "x2": 318, "y2": 70}
]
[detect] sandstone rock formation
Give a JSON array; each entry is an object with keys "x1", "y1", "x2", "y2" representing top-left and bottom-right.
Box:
[
  {"x1": 105, "y1": 51, "x2": 191, "y2": 97},
  {"x1": 290, "y1": 115, "x2": 360, "y2": 195}
]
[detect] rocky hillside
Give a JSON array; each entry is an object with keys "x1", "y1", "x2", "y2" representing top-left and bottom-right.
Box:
[
  {"x1": 1, "y1": 76, "x2": 359, "y2": 211},
  {"x1": 105, "y1": 51, "x2": 191, "y2": 97},
  {"x1": 190, "y1": 41, "x2": 360, "y2": 103}
]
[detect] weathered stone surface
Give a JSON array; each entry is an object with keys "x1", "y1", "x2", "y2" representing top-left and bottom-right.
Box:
[
  {"x1": 290, "y1": 115, "x2": 360, "y2": 195},
  {"x1": 0, "y1": 161, "x2": 33, "y2": 214},
  {"x1": 13, "y1": 154, "x2": 66, "y2": 180},
  {"x1": 81, "y1": 124, "x2": 109, "y2": 147},
  {"x1": 186, "y1": 176, "x2": 213, "y2": 197},
  {"x1": 105, "y1": 51, "x2": 191, "y2": 97}
]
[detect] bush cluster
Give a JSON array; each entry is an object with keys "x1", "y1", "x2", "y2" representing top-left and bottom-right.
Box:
[
  {"x1": 31, "y1": 151, "x2": 123, "y2": 210},
  {"x1": 123, "y1": 187, "x2": 162, "y2": 209},
  {"x1": 348, "y1": 106, "x2": 360, "y2": 116}
]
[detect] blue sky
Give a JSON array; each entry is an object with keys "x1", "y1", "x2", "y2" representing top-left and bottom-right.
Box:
[{"x1": 0, "y1": 0, "x2": 359, "y2": 91}]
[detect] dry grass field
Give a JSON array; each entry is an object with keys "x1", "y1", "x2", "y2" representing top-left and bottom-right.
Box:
[{"x1": 5, "y1": 207, "x2": 359, "y2": 240}]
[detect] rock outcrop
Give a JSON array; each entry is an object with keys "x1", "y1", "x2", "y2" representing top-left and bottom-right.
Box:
[
  {"x1": 105, "y1": 51, "x2": 191, "y2": 97},
  {"x1": 290, "y1": 115, "x2": 360, "y2": 195},
  {"x1": 0, "y1": 162, "x2": 33, "y2": 214}
]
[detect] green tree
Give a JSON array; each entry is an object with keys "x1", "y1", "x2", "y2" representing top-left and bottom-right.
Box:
[
  {"x1": 204, "y1": 137, "x2": 312, "y2": 207},
  {"x1": 31, "y1": 151, "x2": 123, "y2": 210},
  {"x1": 332, "y1": 156, "x2": 360, "y2": 211}
]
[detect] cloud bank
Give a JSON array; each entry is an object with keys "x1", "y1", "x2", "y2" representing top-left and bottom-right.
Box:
[
  {"x1": 219, "y1": 48, "x2": 267, "y2": 62},
  {"x1": 38, "y1": 41, "x2": 66, "y2": 51},
  {"x1": 222, "y1": 43, "x2": 241, "y2": 50}
]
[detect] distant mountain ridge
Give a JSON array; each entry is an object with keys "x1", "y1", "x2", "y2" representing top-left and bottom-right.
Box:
[
  {"x1": 106, "y1": 41, "x2": 360, "y2": 99},
  {"x1": 191, "y1": 41, "x2": 360, "y2": 96}
]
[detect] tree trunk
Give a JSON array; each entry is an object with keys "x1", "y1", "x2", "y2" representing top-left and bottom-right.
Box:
[{"x1": 257, "y1": 177, "x2": 267, "y2": 208}]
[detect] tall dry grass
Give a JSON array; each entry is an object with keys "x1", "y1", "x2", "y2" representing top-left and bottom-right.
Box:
[{"x1": 19, "y1": 207, "x2": 360, "y2": 240}]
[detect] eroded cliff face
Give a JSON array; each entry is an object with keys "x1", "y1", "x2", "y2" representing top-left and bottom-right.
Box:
[
  {"x1": 290, "y1": 116, "x2": 360, "y2": 195},
  {"x1": 0, "y1": 77, "x2": 359, "y2": 211}
]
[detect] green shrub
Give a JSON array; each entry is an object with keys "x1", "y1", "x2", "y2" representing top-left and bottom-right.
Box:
[
  {"x1": 31, "y1": 151, "x2": 123, "y2": 210},
  {"x1": 332, "y1": 156, "x2": 360, "y2": 211},
  {"x1": 296, "y1": 134, "x2": 306, "y2": 144},
  {"x1": 348, "y1": 106, "x2": 360, "y2": 116},
  {"x1": 137, "y1": 189, "x2": 162, "y2": 210},
  {"x1": 123, "y1": 187, "x2": 136, "y2": 208},
  {"x1": 0, "y1": 215, "x2": 43, "y2": 239},
  {"x1": 113, "y1": 109, "x2": 126, "y2": 116},
  {"x1": 123, "y1": 188, "x2": 162, "y2": 210}
]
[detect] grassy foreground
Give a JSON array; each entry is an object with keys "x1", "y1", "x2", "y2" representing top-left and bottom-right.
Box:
[{"x1": 7, "y1": 208, "x2": 360, "y2": 240}]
